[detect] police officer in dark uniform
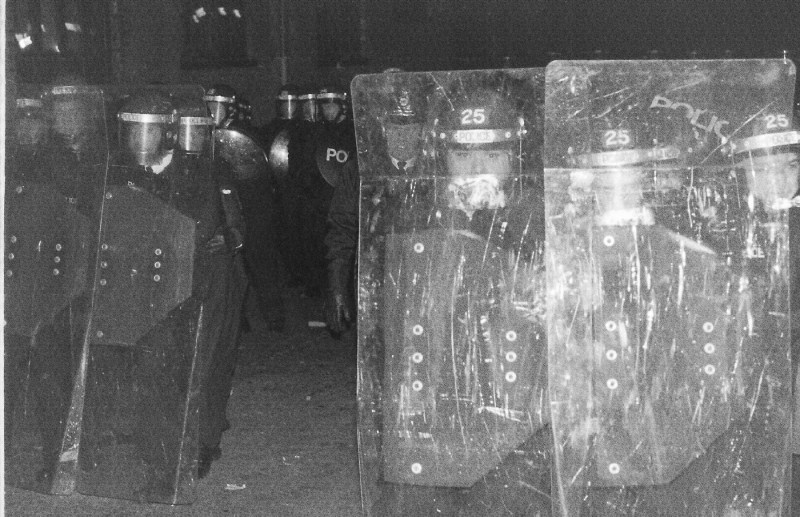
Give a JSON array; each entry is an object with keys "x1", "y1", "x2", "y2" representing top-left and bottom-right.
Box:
[
  {"x1": 174, "y1": 103, "x2": 249, "y2": 479},
  {"x1": 209, "y1": 84, "x2": 286, "y2": 331},
  {"x1": 80, "y1": 91, "x2": 235, "y2": 502},
  {"x1": 5, "y1": 78, "x2": 108, "y2": 491},
  {"x1": 298, "y1": 84, "x2": 355, "y2": 299},
  {"x1": 324, "y1": 83, "x2": 427, "y2": 334},
  {"x1": 262, "y1": 84, "x2": 306, "y2": 288},
  {"x1": 351, "y1": 70, "x2": 549, "y2": 515}
]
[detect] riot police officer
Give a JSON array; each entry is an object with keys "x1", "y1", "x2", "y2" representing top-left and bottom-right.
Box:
[
  {"x1": 324, "y1": 82, "x2": 427, "y2": 334},
  {"x1": 213, "y1": 85, "x2": 287, "y2": 332},
  {"x1": 730, "y1": 112, "x2": 800, "y2": 513},
  {"x1": 5, "y1": 78, "x2": 109, "y2": 492},
  {"x1": 204, "y1": 83, "x2": 238, "y2": 129},
  {"x1": 297, "y1": 84, "x2": 355, "y2": 299},
  {"x1": 175, "y1": 103, "x2": 249, "y2": 479},
  {"x1": 352, "y1": 70, "x2": 549, "y2": 515},
  {"x1": 262, "y1": 84, "x2": 306, "y2": 288},
  {"x1": 77, "y1": 91, "x2": 234, "y2": 502}
]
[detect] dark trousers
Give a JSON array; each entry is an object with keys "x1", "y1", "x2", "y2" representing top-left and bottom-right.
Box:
[{"x1": 238, "y1": 178, "x2": 286, "y2": 326}]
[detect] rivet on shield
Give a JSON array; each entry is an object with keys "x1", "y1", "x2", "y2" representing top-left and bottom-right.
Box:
[
  {"x1": 703, "y1": 364, "x2": 716, "y2": 376},
  {"x1": 105, "y1": 192, "x2": 113, "y2": 199},
  {"x1": 15, "y1": 186, "x2": 23, "y2": 194},
  {"x1": 53, "y1": 268, "x2": 60, "y2": 276},
  {"x1": 155, "y1": 249, "x2": 163, "y2": 256},
  {"x1": 702, "y1": 322, "x2": 714, "y2": 333},
  {"x1": 505, "y1": 330, "x2": 517, "y2": 342},
  {"x1": 55, "y1": 243, "x2": 63, "y2": 251},
  {"x1": 605, "y1": 320, "x2": 617, "y2": 332},
  {"x1": 603, "y1": 235, "x2": 615, "y2": 247},
  {"x1": 153, "y1": 274, "x2": 161, "y2": 282},
  {"x1": 101, "y1": 261, "x2": 108, "y2": 268},
  {"x1": 413, "y1": 242, "x2": 425, "y2": 253},
  {"x1": 411, "y1": 352, "x2": 424, "y2": 364},
  {"x1": 606, "y1": 378, "x2": 618, "y2": 390},
  {"x1": 10, "y1": 235, "x2": 17, "y2": 243},
  {"x1": 411, "y1": 463, "x2": 423, "y2": 474},
  {"x1": 505, "y1": 371, "x2": 517, "y2": 383},
  {"x1": 99, "y1": 279, "x2": 107, "y2": 286},
  {"x1": 703, "y1": 343, "x2": 716, "y2": 354},
  {"x1": 7, "y1": 253, "x2": 14, "y2": 260},
  {"x1": 101, "y1": 243, "x2": 109, "y2": 251},
  {"x1": 412, "y1": 324, "x2": 424, "y2": 336},
  {"x1": 6, "y1": 270, "x2": 13, "y2": 278},
  {"x1": 96, "y1": 330, "x2": 104, "y2": 338},
  {"x1": 505, "y1": 351, "x2": 517, "y2": 362},
  {"x1": 411, "y1": 380, "x2": 423, "y2": 391},
  {"x1": 605, "y1": 349, "x2": 618, "y2": 361},
  {"x1": 608, "y1": 463, "x2": 621, "y2": 475},
  {"x1": 54, "y1": 256, "x2": 61, "y2": 263},
  {"x1": 154, "y1": 261, "x2": 162, "y2": 269}
]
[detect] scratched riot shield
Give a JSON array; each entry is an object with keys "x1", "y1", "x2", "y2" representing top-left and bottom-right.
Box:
[
  {"x1": 5, "y1": 85, "x2": 109, "y2": 494},
  {"x1": 71, "y1": 85, "x2": 224, "y2": 504},
  {"x1": 354, "y1": 69, "x2": 551, "y2": 516},
  {"x1": 544, "y1": 59, "x2": 795, "y2": 516}
]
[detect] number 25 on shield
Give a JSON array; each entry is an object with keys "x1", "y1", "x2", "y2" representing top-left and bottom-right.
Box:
[{"x1": 461, "y1": 108, "x2": 486, "y2": 125}]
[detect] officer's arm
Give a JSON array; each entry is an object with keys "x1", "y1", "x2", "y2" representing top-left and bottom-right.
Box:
[
  {"x1": 324, "y1": 160, "x2": 359, "y2": 334},
  {"x1": 325, "y1": 160, "x2": 359, "y2": 270},
  {"x1": 213, "y1": 161, "x2": 246, "y2": 254}
]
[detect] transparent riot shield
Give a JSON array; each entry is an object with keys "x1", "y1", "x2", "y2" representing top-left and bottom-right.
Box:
[
  {"x1": 5, "y1": 85, "x2": 109, "y2": 494},
  {"x1": 353, "y1": 69, "x2": 551, "y2": 515},
  {"x1": 544, "y1": 59, "x2": 795, "y2": 516},
  {"x1": 72, "y1": 85, "x2": 227, "y2": 504}
]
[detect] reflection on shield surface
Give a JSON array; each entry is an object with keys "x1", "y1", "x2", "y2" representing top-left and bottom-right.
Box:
[
  {"x1": 353, "y1": 68, "x2": 551, "y2": 515},
  {"x1": 214, "y1": 127, "x2": 270, "y2": 182},
  {"x1": 5, "y1": 85, "x2": 109, "y2": 495},
  {"x1": 544, "y1": 59, "x2": 795, "y2": 515}
]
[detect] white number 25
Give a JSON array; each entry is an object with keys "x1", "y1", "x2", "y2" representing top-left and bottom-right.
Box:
[
  {"x1": 461, "y1": 108, "x2": 486, "y2": 125},
  {"x1": 604, "y1": 129, "x2": 631, "y2": 148},
  {"x1": 764, "y1": 113, "x2": 789, "y2": 129}
]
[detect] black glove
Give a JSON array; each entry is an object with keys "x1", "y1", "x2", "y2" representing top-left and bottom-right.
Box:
[
  {"x1": 325, "y1": 289, "x2": 352, "y2": 336},
  {"x1": 204, "y1": 231, "x2": 227, "y2": 254},
  {"x1": 325, "y1": 259, "x2": 353, "y2": 335}
]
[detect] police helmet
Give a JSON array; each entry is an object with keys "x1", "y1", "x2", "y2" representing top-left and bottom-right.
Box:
[
  {"x1": 276, "y1": 84, "x2": 300, "y2": 120},
  {"x1": 203, "y1": 83, "x2": 237, "y2": 128},
  {"x1": 118, "y1": 92, "x2": 176, "y2": 167},
  {"x1": 14, "y1": 87, "x2": 47, "y2": 148},
  {"x1": 431, "y1": 76, "x2": 528, "y2": 217},
  {"x1": 298, "y1": 85, "x2": 317, "y2": 122},
  {"x1": 316, "y1": 84, "x2": 348, "y2": 124},
  {"x1": 431, "y1": 79, "x2": 526, "y2": 178},
  {"x1": 46, "y1": 74, "x2": 99, "y2": 153},
  {"x1": 732, "y1": 108, "x2": 800, "y2": 210},
  {"x1": 176, "y1": 103, "x2": 214, "y2": 155}
]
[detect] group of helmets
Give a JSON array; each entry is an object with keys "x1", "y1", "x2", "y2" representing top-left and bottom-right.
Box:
[
  {"x1": 117, "y1": 83, "x2": 252, "y2": 167},
  {"x1": 13, "y1": 78, "x2": 106, "y2": 155},
  {"x1": 274, "y1": 83, "x2": 349, "y2": 124}
]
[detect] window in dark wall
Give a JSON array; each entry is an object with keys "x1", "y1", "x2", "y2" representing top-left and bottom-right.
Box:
[
  {"x1": 181, "y1": 1, "x2": 255, "y2": 69},
  {"x1": 7, "y1": 0, "x2": 111, "y2": 83}
]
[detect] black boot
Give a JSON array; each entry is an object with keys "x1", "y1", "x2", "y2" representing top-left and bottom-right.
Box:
[{"x1": 198, "y1": 445, "x2": 222, "y2": 479}]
